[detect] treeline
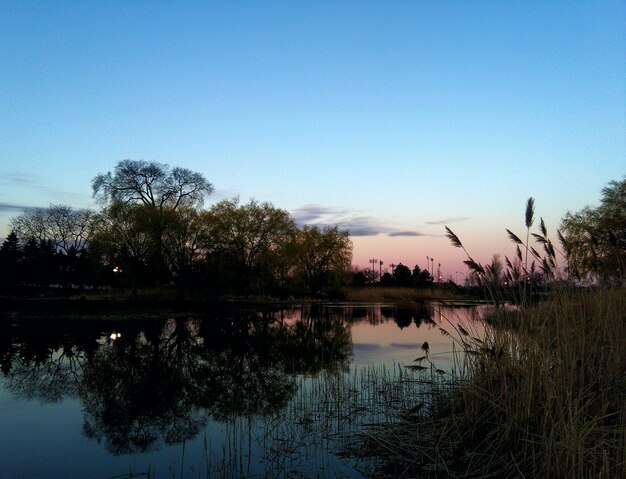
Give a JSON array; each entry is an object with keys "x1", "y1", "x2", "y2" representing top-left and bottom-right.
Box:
[
  {"x1": 352, "y1": 263, "x2": 434, "y2": 287},
  {"x1": 0, "y1": 160, "x2": 352, "y2": 298},
  {"x1": 1, "y1": 164, "x2": 623, "y2": 297}
]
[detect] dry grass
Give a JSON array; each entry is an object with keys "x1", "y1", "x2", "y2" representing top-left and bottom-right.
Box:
[
  {"x1": 342, "y1": 286, "x2": 465, "y2": 303},
  {"x1": 459, "y1": 287, "x2": 626, "y2": 479},
  {"x1": 361, "y1": 287, "x2": 626, "y2": 478}
]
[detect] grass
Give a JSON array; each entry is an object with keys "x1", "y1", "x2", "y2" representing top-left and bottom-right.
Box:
[
  {"x1": 463, "y1": 288, "x2": 624, "y2": 478},
  {"x1": 342, "y1": 286, "x2": 468, "y2": 303},
  {"x1": 75, "y1": 285, "x2": 470, "y2": 305},
  {"x1": 356, "y1": 288, "x2": 625, "y2": 478},
  {"x1": 107, "y1": 363, "x2": 447, "y2": 479},
  {"x1": 357, "y1": 198, "x2": 626, "y2": 478}
]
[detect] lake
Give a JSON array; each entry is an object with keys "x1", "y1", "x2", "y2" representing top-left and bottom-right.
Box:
[{"x1": 0, "y1": 302, "x2": 484, "y2": 478}]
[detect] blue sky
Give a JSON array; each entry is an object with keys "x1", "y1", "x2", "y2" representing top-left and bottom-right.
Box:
[{"x1": 1, "y1": 1, "x2": 624, "y2": 276}]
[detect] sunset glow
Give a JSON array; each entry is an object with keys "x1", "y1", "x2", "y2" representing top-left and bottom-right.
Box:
[{"x1": 0, "y1": 2, "x2": 623, "y2": 276}]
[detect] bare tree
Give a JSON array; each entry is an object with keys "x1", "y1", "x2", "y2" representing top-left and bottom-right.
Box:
[
  {"x1": 92, "y1": 160, "x2": 214, "y2": 210},
  {"x1": 92, "y1": 160, "x2": 214, "y2": 284},
  {"x1": 11, "y1": 204, "x2": 96, "y2": 253}
]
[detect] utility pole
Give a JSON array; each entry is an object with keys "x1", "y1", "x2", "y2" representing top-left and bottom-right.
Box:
[
  {"x1": 438, "y1": 263, "x2": 441, "y2": 283},
  {"x1": 379, "y1": 260, "x2": 383, "y2": 279}
]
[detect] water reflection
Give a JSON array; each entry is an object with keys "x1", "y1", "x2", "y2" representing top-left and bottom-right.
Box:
[
  {"x1": 1, "y1": 308, "x2": 354, "y2": 455},
  {"x1": 0, "y1": 303, "x2": 480, "y2": 477}
]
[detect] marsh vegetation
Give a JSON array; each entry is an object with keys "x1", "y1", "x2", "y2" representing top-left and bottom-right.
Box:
[
  {"x1": 370, "y1": 188, "x2": 626, "y2": 479},
  {"x1": 357, "y1": 288, "x2": 625, "y2": 478}
]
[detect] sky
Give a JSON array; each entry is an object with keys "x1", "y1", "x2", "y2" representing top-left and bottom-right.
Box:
[{"x1": 1, "y1": 1, "x2": 624, "y2": 279}]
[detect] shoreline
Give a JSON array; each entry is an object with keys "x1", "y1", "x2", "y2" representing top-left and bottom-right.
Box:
[{"x1": 0, "y1": 285, "x2": 481, "y2": 316}]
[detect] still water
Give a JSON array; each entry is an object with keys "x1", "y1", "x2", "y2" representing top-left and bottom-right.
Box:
[{"x1": 0, "y1": 303, "x2": 482, "y2": 479}]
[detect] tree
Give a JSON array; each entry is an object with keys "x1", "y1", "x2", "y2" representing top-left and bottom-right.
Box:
[
  {"x1": 392, "y1": 263, "x2": 413, "y2": 287},
  {"x1": 412, "y1": 265, "x2": 433, "y2": 287},
  {"x1": 561, "y1": 177, "x2": 625, "y2": 283},
  {"x1": 92, "y1": 160, "x2": 214, "y2": 284},
  {"x1": 291, "y1": 225, "x2": 352, "y2": 294},
  {"x1": 90, "y1": 202, "x2": 155, "y2": 292},
  {"x1": 351, "y1": 269, "x2": 367, "y2": 287},
  {"x1": 379, "y1": 272, "x2": 394, "y2": 287},
  {"x1": 161, "y1": 207, "x2": 211, "y2": 295},
  {"x1": 21, "y1": 238, "x2": 58, "y2": 287},
  {"x1": 205, "y1": 199, "x2": 295, "y2": 293},
  {"x1": 0, "y1": 231, "x2": 22, "y2": 289},
  {"x1": 92, "y1": 160, "x2": 213, "y2": 210},
  {"x1": 11, "y1": 204, "x2": 96, "y2": 254}
]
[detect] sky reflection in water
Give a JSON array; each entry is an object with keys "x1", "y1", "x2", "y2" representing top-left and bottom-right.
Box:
[{"x1": 0, "y1": 303, "x2": 483, "y2": 478}]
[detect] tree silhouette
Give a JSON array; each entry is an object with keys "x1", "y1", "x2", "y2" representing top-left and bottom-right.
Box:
[
  {"x1": 11, "y1": 204, "x2": 96, "y2": 254},
  {"x1": 392, "y1": 263, "x2": 412, "y2": 287},
  {"x1": 290, "y1": 225, "x2": 352, "y2": 295},
  {"x1": 206, "y1": 199, "x2": 295, "y2": 293},
  {"x1": 161, "y1": 207, "x2": 211, "y2": 297},
  {"x1": 21, "y1": 238, "x2": 57, "y2": 287},
  {"x1": 561, "y1": 177, "x2": 625, "y2": 283},
  {"x1": 89, "y1": 202, "x2": 156, "y2": 293},
  {"x1": 412, "y1": 264, "x2": 434, "y2": 286},
  {"x1": 92, "y1": 160, "x2": 214, "y2": 286},
  {"x1": 92, "y1": 160, "x2": 213, "y2": 210},
  {"x1": 0, "y1": 230, "x2": 22, "y2": 290},
  {"x1": 379, "y1": 272, "x2": 394, "y2": 286}
]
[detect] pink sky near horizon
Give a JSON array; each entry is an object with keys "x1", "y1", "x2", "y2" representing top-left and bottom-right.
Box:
[{"x1": 351, "y1": 224, "x2": 544, "y2": 281}]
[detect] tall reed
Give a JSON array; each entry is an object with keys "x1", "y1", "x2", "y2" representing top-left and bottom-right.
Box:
[
  {"x1": 360, "y1": 200, "x2": 625, "y2": 478},
  {"x1": 445, "y1": 288, "x2": 625, "y2": 478}
]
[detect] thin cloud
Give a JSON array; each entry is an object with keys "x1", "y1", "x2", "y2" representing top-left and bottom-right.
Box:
[
  {"x1": 425, "y1": 216, "x2": 469, "y2": 225},
  {"x1": 292, "y1": 205, "x2": 392, "y2": 236},
  {"x1": 209, "y1": 188, "x2": 241, "y2": 202},
  {"x1": 292, "y1": 204, "x2": 432, "y2": 237},
  {"x1": 1, "y1": 171, "x2": 93, "y2": 206},
  {"x1": 336, "y1": 216, "x2": 393, "y2": 237},
  {"x1": 389, "y1": 342, "x2": 423, "y2": 349},
  {"x1": 388, "y1": 231, "x2": 427, "y2": 237},
  {"x1": 0, "y1": 202, "x2": 39, "y2": 213},
  {"x1": 0, "y1": 172, "x2": 42, "y2": 185},
  {"x1": 353, "y1": 343, "x2": 384, "y2": 352},
  {"x1": 291, "y1": 204, "x2": 350, "y2": 224}
]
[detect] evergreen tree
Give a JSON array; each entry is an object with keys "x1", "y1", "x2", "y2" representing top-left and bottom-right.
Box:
[{"x1": 0, "y1": 231, "x2": 22, "y2": 290}]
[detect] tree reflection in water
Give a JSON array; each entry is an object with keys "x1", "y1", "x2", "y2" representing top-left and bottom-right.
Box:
[
  {"x1": 80, "y1": 318, "x2": 211, "y2": 454},
  {"x1": 0, "y1": 306, "x2": 355, "y2": 455},
  {"x1": 2, "y1": 319, "x2": 101, "y2": 401}
]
